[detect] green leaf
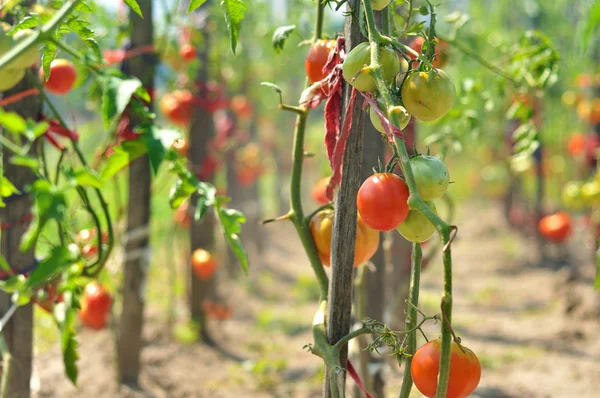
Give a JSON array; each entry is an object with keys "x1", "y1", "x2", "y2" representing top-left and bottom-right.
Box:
[
  {"x1": 221, "y1": 0, "x2": 247, "y2": 54},
  {"x1": 66, "y1": 19, "x2": 101, "y2": 60},
  {"x1": 70, "y1": 168, "x2": 104, "y2": 189},
  {"x1": 10, "y1": 156, "x2": 39, "y2": 171},
  {"x1": 169, "y1": 178, "x2": 198, "y2": 210},
  {"x1": 0, "y1": 253, "x2": 11, "y2": 275},
  {"x1": 54, "y1": 292, "x2": 80, "y2": 385},
  {"x1": 214, "y1": 196, "x2": 248, "y2": 275},
  {"x1": 0, "y1": 111, "x2": 27, "y2": 133},
  {"x1": 142, "y1": 126, "x2": 181, "y2": 174},
  {"x1": 580, "y1": 1, "x2": 600, "y2": 52},
  {"x1": 260, "y1": 82, "x2": 283, "y2": 94},
  {"x1": 41, "y1": 43, "x2": 57, "y2": 81},
  {"x1": 24, "y1": 247, "x2": 71, "y2": 291},
  {"x1": 0, "y1": 176, "x2": 20, "y2": 197},
  {"x1": 187, "y1": 0, "x2": 208, "y2": 13},
  {"x1": 8, "y1": 16, "x2": 40, "y2": 34},
  {"x1": 100, "y1": 139, "x2": 148, "y2": 180},
  {"x1": 272, "y1": 25, "x2": 296, "y2": 54},
  {"x1": 195, "y1": 183, "x2": 217, "y2": 221},
  {"x1": 20, "y1": 180, "x2": 68, "y2": 252},
  {"x1": 124, "y1": 0, "x2": 143, "y2": 18},
  {"x1": 101, "y1": 76, "x2": 142, "y2": 129}
]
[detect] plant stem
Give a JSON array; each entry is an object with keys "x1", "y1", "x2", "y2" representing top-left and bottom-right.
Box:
[
  {"x1": 332, "y1": 326, "x2": 371, "y2": 350},
  {"x1": 399, "y1": 243, "x2": 422, "y2": 398},
  {"x1": 404, "y1": 0, "x2": 414, "y2": 31},
  {"x1": 361, "y1": 1, "x2": 454, "y2": 397},
  {"x1": 0, "y1": 0, "x2": 81, "y2": 71}
]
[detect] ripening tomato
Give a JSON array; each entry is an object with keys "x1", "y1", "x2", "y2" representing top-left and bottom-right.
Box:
[
  {"x1": 79, "y1": 282, "x2": 112, "y2": 330},
  {"x1": 179, "y1": 43, "x2": 196, "y2": 62},
  {"x1": 538, "y1": 212, "x2": 572, "y2": 243},
  {"x1": 160, "y1": 90, "x2": 194, "y2": 126},
  {"x1": 396, "y1": 201, "x2": 437, "y2": 243},
  {"x1": 371, "y1": 0, "x2": 392, "y2": 10},
  {"x1": 173, "y1": 138, "x2": 189, "y2": 157},
  {"x1": 312, "y1": 177, "x2": 330, "y2": 205},
  {"x1": 357, "y1": 173, "x2": 410, "y2": 231},
  {"x1": 561, "y1": 181, "x2": 586, "y2": 211},
  {"x1": 408, "y1": 37, "x2": 449, "y2": 68},
  {"x1": 40, "y1": 59, "x2": 77, "y2": 95},
  {"x1": 310, "y1": 209, "x2": 379, "y2": 267},
  {"x1": 0, "y1": 68, "x2": 25, "y2": 91},
  {"x1": 0, "y1": 26, "x2": 38, "y2": 69},
  {"x1": 343, "y1": 42, "x2": 400, "y2": 92},
  {"x1": 411, "y1": 339, "x2": 481, "y2": 398},
  {"x1": 230, "y1": 94, "x2": 254, "y2": 120},
  {"x1": 192, "y1": 249, "x2": 218, "y2": 280},
  {"x1": 305, "y1": 40, "x2": 336, "y2": 83},
  {"x1": 369, "y1": 99, "x2": 411, "y2": 134},
  {"x1": 567, "y1": 133, "x2": 586, "y2": 156},
  {"x1": 401, "y1": 69, "x2": 455, "y2": 122},
  {"x1": 410, "y1": 155, "x2": 450, "y2": 201}
]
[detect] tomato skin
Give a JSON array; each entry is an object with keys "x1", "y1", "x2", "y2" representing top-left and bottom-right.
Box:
[
  {"x1": 40, "y1": 59, "x2": 77, "y2": 95},
  {"x1": 410, "y1": 155, "x2": 450, "y2": 201},
  {"x1": 538, "y1": 212, "x2": 572, "y2": 243},
  {"x1": 191, "y1": 249, "x2": 218, "y2": 280},
  {"x1": 357, "y1": 173, "x2": 410, "y2": 231},
  {"x1": 408, "y1": 37, "x2": 449, "y2": 68},
  {"x1": 411, "y1": 339, "x2": 481, "y2": 398},
  {"x1": 371, "y1": 0, "x2": 392, "y2": 10},
  {"x1": 343, "y1": 42, "x2": 400, "y2": 92},
  {"x1": 401, "y1": 69, "x2": 455, "y2": 122},
  {"x1": 396, "y1": 201, "x2": 437, "y2": 243},
  {"x1": 311, "y1": 177, "x2": 330, "y2": 205},
  {"x1": 369, "y1": 99, "x2": 411, "y2": 133},
  {"x1": 309, "y1": 209, "x2": 379, "y2": 267},
  {"x1": 179, "y1": 43, "x2": 196, "y2": 61},
  {"x1": 79, "y1": 282, "x2": 112, "y2": 330},
  {"x1": 305, "y1": 40, "x2": 336, "y2": 83}
]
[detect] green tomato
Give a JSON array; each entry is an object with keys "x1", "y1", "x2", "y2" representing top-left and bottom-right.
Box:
[
  {"x1": 561, "y1": 181, "x2": 586, "y2": 211},
  {"x1": 410, "y1": 155, "x2": 450, "y2": 201},
  {"x1": 397, "y1": 201, "x2": 437, "y2": 243},
  {"x1": 342, "y1": 42, "x2": 400, "y2": 93},
  {"x1": 0, "y1": 68, "x2": 25, "y2": 91},
  {"x1": 582, "y1": 181, "x2": 600, "y2": 206},
  {"x1": 369, "y1": 99, "x2": 411, "y2": 133},
  {"x1": 401, "y1": 69, "x2": 456, "y2": 121},
  {"x1": 371, "y1": 0, "x2": 392, "y2": 10},
  {"x1": 0, "y1": 26, "x2": 39, "y2": 70}
]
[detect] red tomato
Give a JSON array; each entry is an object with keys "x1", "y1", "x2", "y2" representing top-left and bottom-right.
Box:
[
  {"x1": 538, "y1": 212, "x2": 572, "y2": 243},
  {"x1": 40, "y1": 59, "x2": 77, "y2": 95},
  {"x1": 160, "y1": 90, "x2": 194, "y2": 126},
  {"x1": 192, "y1": 249, "x2": 218, "y2": 280},
  {"x1": 311, "y1": 177, "x2": 330, "y2": 205},
  {"x1": 305, "y1": 40, "x2": 336, "y2": 83},
  {"x1": 408, "y1": 37, "x2": 449, "y2": 68},
  {"x1": 79, "y1": 282, "x2": 112, "y2": 330},
  {"x1": 179, "y1": 43, "x2": 196, "y2": 62},
  {"x1": 411, "y1": 339, "x2": 481, "y2": 398},
  {"x1": 309, "y1": 209, "x2": 379, "y2": 267},
  {"x1": 357, "y1": 173, "x2": 410, "y2": 231},
  {"x1": 567, "y1": 133, "x2": 586, "y2": 156}
]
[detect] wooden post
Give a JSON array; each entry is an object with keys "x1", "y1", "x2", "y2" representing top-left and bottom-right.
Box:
[
  {"x1": 325, "y1": 1, "x2": 365, "y2": 395},
  {"x1": 117, "y1": 0, "x2": 155, "y2": 385},
  {"x1": 0, "y1": 75, "x2": 40, "y2": 398},
  {"x1": 188, "y1": 4, "x2": 218, "y2": 334}
]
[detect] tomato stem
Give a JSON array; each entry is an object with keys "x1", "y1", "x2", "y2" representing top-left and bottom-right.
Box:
[
  {"x1": 399, "y1": 242, "x2": 422, "y2": 398},
  {"x1": 361, "y1": 1, "x2": 455, "y2": 397}
]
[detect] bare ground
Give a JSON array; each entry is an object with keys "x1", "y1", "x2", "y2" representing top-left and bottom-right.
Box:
[{"x1": 33, "y1": 203, "x2": 600, "y2": 398}]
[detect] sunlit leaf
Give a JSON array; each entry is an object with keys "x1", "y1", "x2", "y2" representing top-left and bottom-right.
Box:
[{"x1": 221, "y1": 0, "x2": 247, "y2": 54}]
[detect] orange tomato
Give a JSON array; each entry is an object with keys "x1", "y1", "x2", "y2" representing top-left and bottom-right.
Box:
[
  {"x1": 40, "y1": 59, "x2": 77, "y2": 95},
  {"x1": 179, "y1": 43, "x2": 196, "y2": 62},
  {"x1": 160, "y1": 90, "x2": 194, "y2": 126},
  {"x1": 305, "y1": 40, "x2": 336, "y2": 83},
  {"x1": 568, "y1": 133, "x2": 586, "y2": 156},
  {"x1": 407, "y1": 37, "x2": 448, "y2": 68},
  {"x1": 311, "y1": 177, "x2": 330, "y2": 205},
  {"x1": 79, "y1": 282, "x2": 112, "y2": 330},
  {"x1": 191, "y1": 249, "x2": 218, "y2": 280},
  {"x1": 538, "y1": 212, "x2": 572, "y2": 243},
  {"x1": 309, "y1": 209, "x2": 379, "y2": 267}
]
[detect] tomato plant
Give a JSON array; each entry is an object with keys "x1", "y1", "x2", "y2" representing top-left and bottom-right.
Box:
[
  {"x1": 411, "y1": 339, "x2": 481, "y2": 398},
  {"x1": 357, "y1": 173, "x2": 410, "y2": 231}
]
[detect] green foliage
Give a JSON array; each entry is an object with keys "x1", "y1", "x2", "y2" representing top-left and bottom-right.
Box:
[
  {"x1": 214, "y1": 196, "x2": 248, "y2": 275},
  {"x1": 220, "y1": 0, "x2": 248, "y2": 54},
  {"x1": 272, "y1": 25, "x2": 296, "y2": 54},
  {"x1": 187, "y1": 0, "x2": 208, "y2": 14},
  {"x1": 123, "y1": 0, "x2": 143, "y2": 18}
]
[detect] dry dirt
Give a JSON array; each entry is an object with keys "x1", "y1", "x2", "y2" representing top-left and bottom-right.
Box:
[{"x1": 33, "y1": 202, "x2": 600, "y2": 398}]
